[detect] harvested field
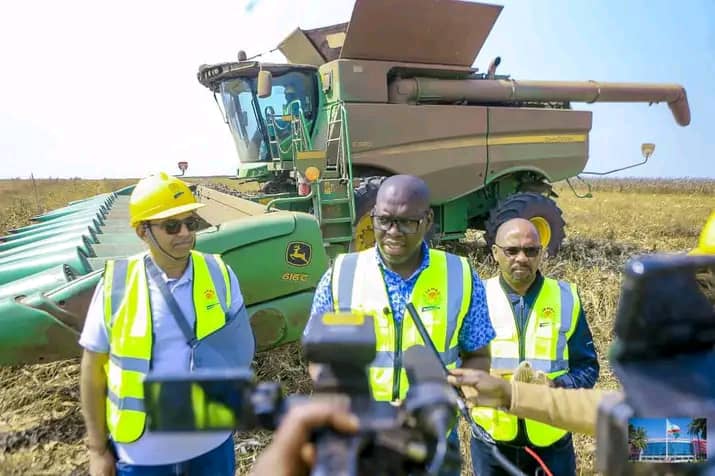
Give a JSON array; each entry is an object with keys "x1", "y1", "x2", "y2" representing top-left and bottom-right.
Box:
[{"x1": 0, "y1": 177, "x2": 712, "y2": 475}]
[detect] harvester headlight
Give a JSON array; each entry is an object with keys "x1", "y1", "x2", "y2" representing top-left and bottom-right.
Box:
[{"x1": 305, "y1": 167, "x2": 321, "y2": 182}]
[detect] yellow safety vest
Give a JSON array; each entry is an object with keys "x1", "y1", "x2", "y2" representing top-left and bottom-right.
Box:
[
  {"x1": 102, "y1": 250, "x2": 232, "y2": 443},
  {"x1": 472, "y1": 276, "x2": 580, "y2": 447},
  {"x1": 331, "y1": 247, "x2": 472, "y2": 402}
]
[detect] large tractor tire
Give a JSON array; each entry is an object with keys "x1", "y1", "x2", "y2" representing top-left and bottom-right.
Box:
[
  {"x1": 350, "y1": 176, "x2": 387, "y2": 251},
  {"x1": 485, "y1": 192, "x2": 566, "y2": 257}
]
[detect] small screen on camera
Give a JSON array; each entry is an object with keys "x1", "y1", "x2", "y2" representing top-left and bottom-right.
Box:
[{"x1": 143, "y1": 370, "x2": 254, "y2": 432}]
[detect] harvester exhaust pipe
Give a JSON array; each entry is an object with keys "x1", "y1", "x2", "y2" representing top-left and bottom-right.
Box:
[{"x1": 388, "y1": 78, "x2": 691, "y2": 126}]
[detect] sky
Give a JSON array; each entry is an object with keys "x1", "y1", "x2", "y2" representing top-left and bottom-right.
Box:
[
  {"x1": 0, "y1": 0, "x2": 713, "y2": 179},
  {"x1": 630, "y1": 417, "x2": 704, "y2": 440}
]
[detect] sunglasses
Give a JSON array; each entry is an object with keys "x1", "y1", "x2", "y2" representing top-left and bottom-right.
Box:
[
  {"x1": 371, "y1": 213, "x2": 426, "y2": 234},
  {"x1": 494, "y1": 244, "x2": 542, "y2": 258},
  {"x1": 151, "y1": 217, "x2": 201, "y2": 235}
]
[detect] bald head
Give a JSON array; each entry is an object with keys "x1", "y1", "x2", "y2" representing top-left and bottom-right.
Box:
[
  {"x1": 492, "y1": 218, "x2": 543, "y2": 294},
  {"x1": 495, "y1": 218, "x2": 539, "y2": 244},
  {"x1": 376, "y1": 175, "x2": 430, "y2": 212}
]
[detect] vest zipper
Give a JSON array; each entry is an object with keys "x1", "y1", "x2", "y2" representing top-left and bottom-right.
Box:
[{"x1": 517, "y1": 296, "x2": 526, "y2": 362}]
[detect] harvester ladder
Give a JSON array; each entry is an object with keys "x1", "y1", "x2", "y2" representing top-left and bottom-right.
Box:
[{"x1": 313, "y1": 101, "x2": 356, "y2": 256}]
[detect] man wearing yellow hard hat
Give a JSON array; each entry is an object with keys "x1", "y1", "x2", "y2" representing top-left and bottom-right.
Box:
[{"x1": 79, "y1": 172, "x2": 255, "y2": 476}]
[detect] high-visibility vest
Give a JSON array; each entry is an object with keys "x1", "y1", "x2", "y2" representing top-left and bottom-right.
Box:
[
  {"x1": 102, "y1": 251, "x2": 232, "y2": 443},
  {"x1": 472, "y1": 276, "x2": 580, "y2": 447},
  {"x1": 331, "y1": 247, "x2": 472, "y2": 402}
]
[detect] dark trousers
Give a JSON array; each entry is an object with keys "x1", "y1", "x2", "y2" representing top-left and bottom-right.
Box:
[
  {"x1": 470, "y1": 433, "x2": 576, "y2": 476},
  {"x1": 114, "y1": 435, "x2": 235, "y2": 476}
]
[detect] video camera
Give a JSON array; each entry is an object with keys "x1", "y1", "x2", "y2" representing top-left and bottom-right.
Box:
[
  {"x1": 142, "y1": 311, "x2": 463, "y2": 476},
  {"x1": 596, "y1": 252, "x2": 715, "y2": 475}
]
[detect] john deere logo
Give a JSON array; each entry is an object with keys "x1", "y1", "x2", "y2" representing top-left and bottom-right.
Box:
[
  {"x1": 542, "y1": 307, "x2": 555, "y2": 319},
  {"x1": 204, "y1": 289, "x2": 216, "y2": 301},
  {"x1": 286, "y1": 242, "x2": 311, "y2": 267},
  {"x1": 423, "y1": 287, "x2": 441, "y2": 306}
]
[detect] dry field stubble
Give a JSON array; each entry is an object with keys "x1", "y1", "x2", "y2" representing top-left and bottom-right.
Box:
[{"x1": 0, "y1": 177, "x2": 711, "y2": 475}]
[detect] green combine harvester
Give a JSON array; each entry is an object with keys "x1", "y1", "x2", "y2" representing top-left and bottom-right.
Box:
[{"x1": 0, "y1": 0, "x2": 690, "y2": 366}]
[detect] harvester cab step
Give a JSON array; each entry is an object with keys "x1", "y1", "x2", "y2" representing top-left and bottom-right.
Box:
[
  {"x1": 321, "y1": 217, "x2": 352, "y2": 224},
  {"x1": 314, "y1": 177, "x2": 355, "y2": 251}
]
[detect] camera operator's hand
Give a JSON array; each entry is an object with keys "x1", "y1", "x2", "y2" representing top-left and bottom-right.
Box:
[
  {"x1": 250, "y1": 401, "x2": 359, "y2": 476},
  {"x1": 447, "y1": 368, "x2": 512, "y2": 409}
]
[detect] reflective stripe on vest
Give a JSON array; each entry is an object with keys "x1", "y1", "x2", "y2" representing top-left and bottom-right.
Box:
[
  {"x1": 102, "y1": 251, "x2": 231, "y2": 443},
  {"x1": 472, "y1": 276, "x2": 580, "y2": 447},
  {"x1": 331, "y1": 247, "x2": 472, "y2": 402}
]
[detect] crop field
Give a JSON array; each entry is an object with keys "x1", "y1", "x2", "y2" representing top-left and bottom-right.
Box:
[{"x1": 0, "y1": 177, "x2": 712, "y2": 475}]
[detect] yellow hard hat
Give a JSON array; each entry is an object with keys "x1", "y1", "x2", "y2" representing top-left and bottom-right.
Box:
[
  {"x1": 690, "y1": 212, "x2": 715, "y2": 256},
  {"x1": 129, "y1": 172, "x2": 205, "y2": 227}
]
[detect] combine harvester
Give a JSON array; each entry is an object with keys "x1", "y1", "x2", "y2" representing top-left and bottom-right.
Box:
[{"x1": 0, "y1": 0, "x2": 691, "y2": 366}]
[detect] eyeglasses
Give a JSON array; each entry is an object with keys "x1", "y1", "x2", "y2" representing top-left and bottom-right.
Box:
[
  {"x1": 371, "y1": 213, "x2": 426, "y2": 234},
  {"x1": 151, "y1": 217, "x2": 201, "y2": 235},
  {"x1": 494, "y1": 244, "x2": 542, "y2": 258}
]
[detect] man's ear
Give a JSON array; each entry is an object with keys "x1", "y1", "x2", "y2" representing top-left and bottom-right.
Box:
[
  {"x1": 426, "y1": 208, "x2": 435, "y2": 228},
  {"x1": 135, "y1": 223, "x2": 147, "y2": 241}
]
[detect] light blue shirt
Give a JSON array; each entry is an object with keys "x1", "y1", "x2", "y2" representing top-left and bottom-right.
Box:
[{"x1": 79, "y1": 255, "x2": 254, "y2": 465}]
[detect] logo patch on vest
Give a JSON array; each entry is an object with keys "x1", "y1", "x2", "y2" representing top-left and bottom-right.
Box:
[
  {"x1": 286, "y1": 242, "x2": 312, "y2": 267},
  {"x1": 420, "y1": 288, "x2": 442, "y2": 312},
  {"x1": 203, "y1": 289, "x2": 220, "y2": 311},
  {"x1": 541, "y1": 307, "x2": 555, "y2": 319}
]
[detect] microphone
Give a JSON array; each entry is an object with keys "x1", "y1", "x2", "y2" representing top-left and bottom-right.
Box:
[
  {"x1": 404, "y1": 344, "x2": 448, "y2": 385},
  {"x1": 403, "y1": 345, "x2": 458, "y2": 474}
]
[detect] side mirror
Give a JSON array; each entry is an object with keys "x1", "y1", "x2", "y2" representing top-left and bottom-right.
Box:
[
  {"x1": 257, "y1": 70, "x2": 272, "y2": 98},
  {"x1": 641, "y1": 143, "x2": 655, "y2": 159}
]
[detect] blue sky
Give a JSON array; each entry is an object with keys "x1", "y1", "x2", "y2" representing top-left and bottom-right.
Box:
[
  {"x1": 630, "y1": 417, "x2": 704, "y2": 440},
  {"x1": 0, "y1": 0, "x2": 712, "y2": 179}
]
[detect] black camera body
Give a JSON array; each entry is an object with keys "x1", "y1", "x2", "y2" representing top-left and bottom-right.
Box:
[
  {"x1": 143, "y1": 312, "x2": 461, "y2": 476},
  {"x1": 596, "y1": 253, "x2": 715, "y2": 475}
]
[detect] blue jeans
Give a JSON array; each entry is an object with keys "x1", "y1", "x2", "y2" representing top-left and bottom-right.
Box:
[
  {"x1": 114, "y1": 435, "x2": 235, "y2": 476},
  {"x1": 470, "y1": 433, "x2": 576, "y2": 476}
]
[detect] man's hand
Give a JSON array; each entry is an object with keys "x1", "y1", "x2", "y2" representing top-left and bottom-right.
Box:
[
  {"x1": 88, "y1": 447, "x2": 115, "y2": 476},
  {"x1": 250, "y1": 401, "x2": 359, "y2": 476},
  {"x1": 447, "y1": 368, "x2": 512, "y2": 409}
]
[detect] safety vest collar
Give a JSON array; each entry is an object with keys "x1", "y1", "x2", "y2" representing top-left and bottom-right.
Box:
[
  {"x1": 497, "y1": 271, "x2": 544, "y2": 305},
  {"x1": 373, "y1": 241, "x2": 431, "y2": 281}
]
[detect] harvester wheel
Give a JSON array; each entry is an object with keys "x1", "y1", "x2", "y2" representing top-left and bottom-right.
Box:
[
  {"x1": 350, "y1": 176, "x2": 387, "y2": 251},
  {"x1": 485, "y1": 192, "x2": 566, "y2": 257}
]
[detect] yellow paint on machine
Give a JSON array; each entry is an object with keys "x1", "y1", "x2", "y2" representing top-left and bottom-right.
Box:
[
  {"x1": 488, "y1": 133, "x2": 587, "y2": 145},
  {"x1": 358, "y1": 133, "x2": 587, "y2": 156}
]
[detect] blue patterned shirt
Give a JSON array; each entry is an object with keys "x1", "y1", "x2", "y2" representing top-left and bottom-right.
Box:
[{"x1": 308, "y1": 242, "x2": 495, "y2": 353}]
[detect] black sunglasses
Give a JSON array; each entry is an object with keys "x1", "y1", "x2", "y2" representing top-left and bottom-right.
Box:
[
  {"x1": 370, "y1": 212, "x2": 427, "y2": 234},
  {"x1": 151, "y1": 217, "x2": 201, "y2": 235},
  {"x1": 494, "y1": 244, "x2": 542, "y2": 258}
]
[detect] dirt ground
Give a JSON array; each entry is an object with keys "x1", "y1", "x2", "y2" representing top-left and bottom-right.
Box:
[{"x1": 0, "y1": 177, "x2": 711, "y2": 475}]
